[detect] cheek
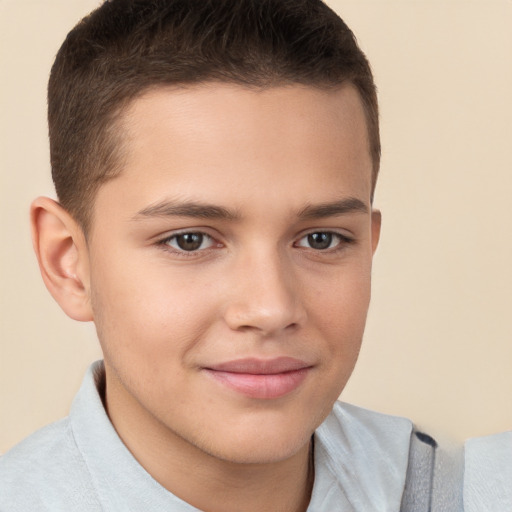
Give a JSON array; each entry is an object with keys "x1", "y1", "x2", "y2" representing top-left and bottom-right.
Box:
[
  {"x1": 306, "y1": 265, "x2": 372, "y2": 382},
  {"x1": 310, "y1": 264, "x2": 372, "y2": 332},
  {"x1": 89, "y1": 256, "x2": 218, "y2": 367}
]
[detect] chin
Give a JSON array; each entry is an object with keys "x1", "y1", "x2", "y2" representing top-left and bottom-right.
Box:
[
  {"x1": 215, "y1": 442, "x2": 310, "y2": 466},
  {"x1": 197, "y1": 421, "x2": 315, "y2": 465}
]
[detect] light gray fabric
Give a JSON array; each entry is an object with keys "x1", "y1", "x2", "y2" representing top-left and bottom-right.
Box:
[
  {"x1": 400, "y1": 432, "x2": 436, "y2": 512},
  {"x1": 399, "y1": 431, "x2": 464, "y2": 512},
  {"x1": 464, "y1": 432, "x2": 512, "y2": 512},
  {"x1": 431, "y1": 438, "x2": 464, "y2": 512},
  {"x1": 1, "y1": 361, "x2": 415, "y2": 511},
  {"x1": 311, "y1": 403, "x2": 412, "y2": 511}
]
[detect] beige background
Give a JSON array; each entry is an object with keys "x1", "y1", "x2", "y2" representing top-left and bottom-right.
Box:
[{"x1": 1, "y1": 0, "x2": 511, "y2": 454}]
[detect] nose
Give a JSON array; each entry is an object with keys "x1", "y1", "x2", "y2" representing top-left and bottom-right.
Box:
[{"x1": 222, "y1": 250, "x2": 306, "y2": 336}]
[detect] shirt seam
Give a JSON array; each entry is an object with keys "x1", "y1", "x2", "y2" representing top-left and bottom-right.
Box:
[{"x1": 67, "y1": 418, "x2": 106, "y2": 512}]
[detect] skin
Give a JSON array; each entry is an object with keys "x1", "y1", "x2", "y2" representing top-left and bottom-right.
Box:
[{"x1": 32, "y1": 83, "x2": 380, "y2": 512}]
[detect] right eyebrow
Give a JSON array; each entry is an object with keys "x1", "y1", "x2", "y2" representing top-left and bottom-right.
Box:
[{"x1": 133, "y1": 200, "x2": 240, "y2": 221}]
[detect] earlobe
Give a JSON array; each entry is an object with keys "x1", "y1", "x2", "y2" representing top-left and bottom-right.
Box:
[
  {"x1": 30, "y1": 197, "x2": 93, "y2": 322},
  {"x1": 371, "y1": 209, "x2": 382, "y2": 255}
]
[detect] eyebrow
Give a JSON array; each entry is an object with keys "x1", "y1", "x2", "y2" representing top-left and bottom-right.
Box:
[
  {"x1": 297, "y1": 197, "x2": 369, "y2": 219},
  {"x1": 134, "y1": 200, "x2": 240, "y2": 220},
  {"x1": 133, "y1": 196, "x2": 368, "y2": 221}
]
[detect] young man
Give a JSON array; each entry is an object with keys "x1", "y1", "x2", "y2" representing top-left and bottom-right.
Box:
[{"x1": 0, "y1": 1, "x2": 460, "y2": 510}]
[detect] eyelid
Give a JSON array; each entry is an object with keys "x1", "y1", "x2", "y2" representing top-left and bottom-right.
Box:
[
  {"x1": 156, "y1": 226, "x2": 218, "y2": 243},
  {"x1": 157, "y1": 229, "x2": 223, "y2": 256},
  {"x1": 294, "y1": 230, "x2": 355, "y2": 250}
]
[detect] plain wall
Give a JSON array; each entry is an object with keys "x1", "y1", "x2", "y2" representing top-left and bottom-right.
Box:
[{"x1": 1, "y1": 0, "x2": 511, "y2": 454}]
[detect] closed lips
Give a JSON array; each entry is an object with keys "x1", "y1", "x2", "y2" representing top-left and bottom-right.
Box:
[{"x1": 203, "y1": 357, "x2": 313, "y2": 399}]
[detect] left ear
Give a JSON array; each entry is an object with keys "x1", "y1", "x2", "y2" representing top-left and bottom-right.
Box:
[{"x1": 371, "y1": 209, "x2": 381, "y2": 255}]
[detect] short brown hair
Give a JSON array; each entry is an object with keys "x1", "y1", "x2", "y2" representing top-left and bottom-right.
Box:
[{"x1": 48, "y1": 0, "x2": 380, "y2": 233}]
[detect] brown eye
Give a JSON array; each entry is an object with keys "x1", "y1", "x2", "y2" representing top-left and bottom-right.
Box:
[
  {"x1": 165, "y1": 232, "x2": 214, "y2": 252},
  {"x1": 296, "y1": 231, "x2": 352, "y2": 251},
  {"x1": 307, "y1": 232, "x2": 333, "y2": 250},
  {"x1": 176, "y1": 233, "x2": 203, "y2": 251}
]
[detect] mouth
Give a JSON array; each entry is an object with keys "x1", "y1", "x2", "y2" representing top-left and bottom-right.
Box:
[{"x1": 203, "y1": 357, "x2": 313, "y2": 400}]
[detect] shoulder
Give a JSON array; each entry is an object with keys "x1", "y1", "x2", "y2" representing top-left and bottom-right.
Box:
[
  {"x1": 464, "y1": 431, "x2": 512, "y2": 512},
  {"x1": 0, "y1": 418, "x2": 100, "y2": 511}
]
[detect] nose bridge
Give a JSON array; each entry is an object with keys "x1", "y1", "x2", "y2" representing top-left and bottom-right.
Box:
[{"x1": 223, "y1": 245, "x2": 304, "y2": 334}]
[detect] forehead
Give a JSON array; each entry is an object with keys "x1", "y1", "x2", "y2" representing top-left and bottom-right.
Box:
[
  {"x1": 95, "y1": 83, "x2": 373, "y2": 220},
  {"x1": 122, "y1": 83, "x2": 370, "y2": 159}
]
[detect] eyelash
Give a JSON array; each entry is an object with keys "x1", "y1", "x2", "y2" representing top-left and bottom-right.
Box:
[
  {"x1": 157, "y1": 231, "x2": 219, "y2": 257},
  {"x1": 157, "y1": 230, "x2": 354, "y2": 257},
  {"x1": 294, "y1": 231, "x2": 355, "y2": 252}
]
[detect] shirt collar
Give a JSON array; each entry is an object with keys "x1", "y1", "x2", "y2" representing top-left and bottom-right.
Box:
[{"x1": 309, "y1": 402, "x2": 412, "y2": 511}]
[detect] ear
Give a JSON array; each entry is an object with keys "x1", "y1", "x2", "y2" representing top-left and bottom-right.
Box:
[
  {"x1": 370, "y1": 209, "x2": 382, "y2": 255},
  {"x1": 30, "y1": 197, "x2": 93, "y2": 322}
]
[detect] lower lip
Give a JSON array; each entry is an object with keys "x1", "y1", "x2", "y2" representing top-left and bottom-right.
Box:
[{"x1": 204, "y1": 368, "x2": 310, "y2": 399}]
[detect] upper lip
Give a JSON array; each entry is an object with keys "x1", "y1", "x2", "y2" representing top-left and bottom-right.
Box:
[{"x1": 205, "y1": 357, "x2": 312, "y2": 375}]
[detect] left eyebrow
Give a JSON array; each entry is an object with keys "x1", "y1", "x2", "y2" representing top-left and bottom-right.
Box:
[{"x1": 297, "y1": 197, "x2": 369, "y2": 219}]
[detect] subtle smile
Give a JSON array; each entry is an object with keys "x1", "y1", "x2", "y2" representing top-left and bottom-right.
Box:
[{"x1": 203, "y1": 357, "x2": 313, "y2": 399}]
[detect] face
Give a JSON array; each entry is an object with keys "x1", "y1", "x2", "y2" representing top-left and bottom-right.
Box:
[{"x1": 85, "y1": 83, "x2": 380, "y2": 466}]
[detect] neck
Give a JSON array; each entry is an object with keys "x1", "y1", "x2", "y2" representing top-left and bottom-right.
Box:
[{"x1": 156, "y1": 442, "x2": 315, "y2": 512}]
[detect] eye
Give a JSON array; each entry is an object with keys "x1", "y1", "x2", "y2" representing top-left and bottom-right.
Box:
[
  {"x1": 162, "y1": 232, "x2": 215, "y2": 252},
  {"x1": 296, "y1": 232, "x2": 350, "y2": 251}
]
